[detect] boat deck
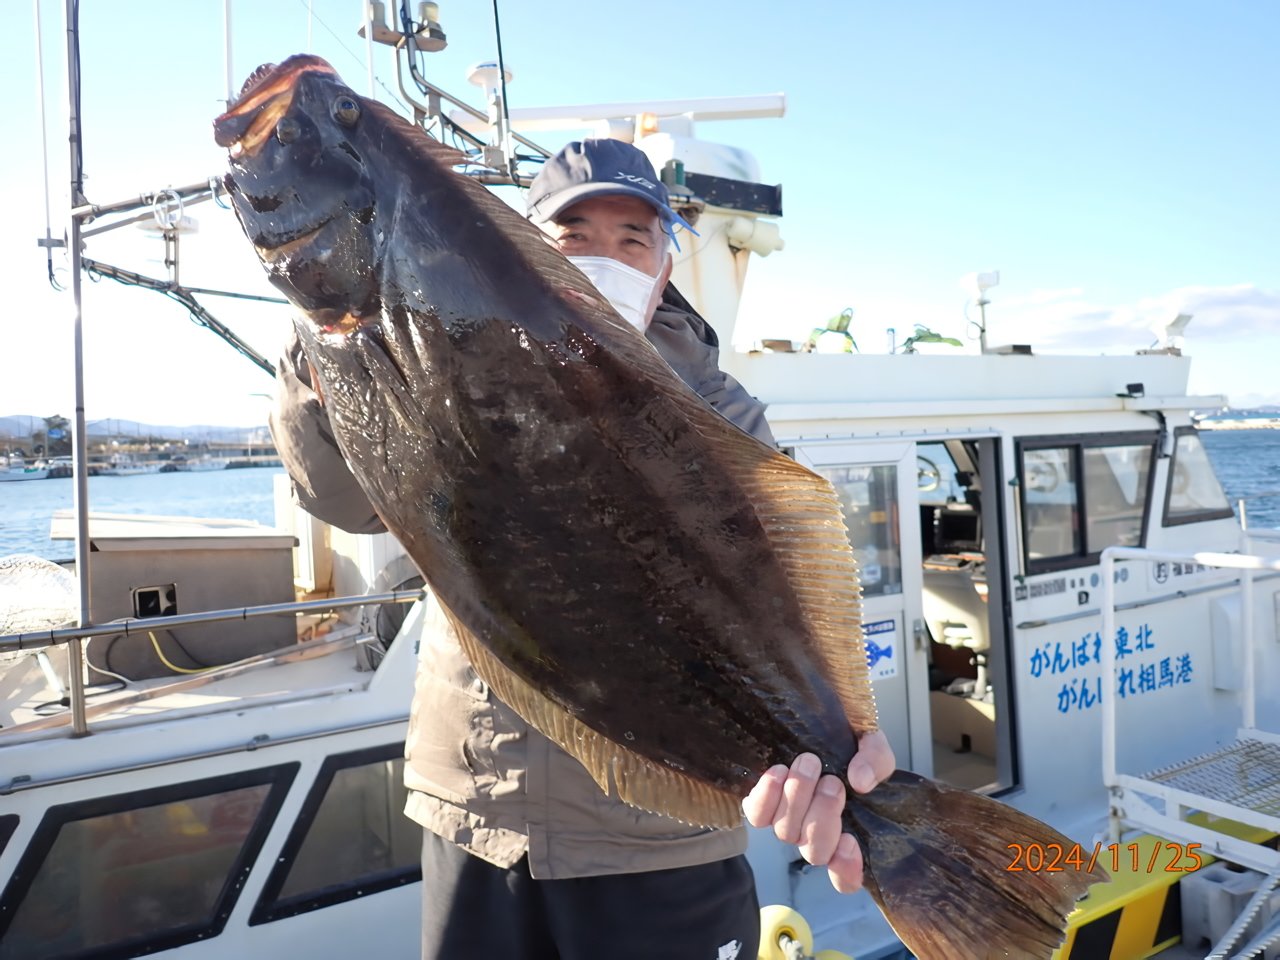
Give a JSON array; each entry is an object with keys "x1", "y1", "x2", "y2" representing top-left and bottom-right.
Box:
[{"x1": 1146, "y1": 738, "x2": 1280, "y2": 820}]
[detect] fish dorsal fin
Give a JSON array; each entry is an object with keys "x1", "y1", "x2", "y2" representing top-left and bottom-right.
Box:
[
  {"x1": 364, "y1": 99, "x2": 470, "y2": 168},
  {"x1": 442, "y1": 605, "x2": 744, "y2": 829},
  {"x1": 729, "y1": 447, "x2": 878, "y2": 733}
]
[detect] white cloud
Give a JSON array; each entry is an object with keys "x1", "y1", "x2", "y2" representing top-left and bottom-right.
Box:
[{"x1": 988, "y1": 283, "x2": 1280, "y2": 353}]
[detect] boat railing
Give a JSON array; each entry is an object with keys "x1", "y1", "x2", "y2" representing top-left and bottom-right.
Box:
[
  {"x1": 0, "y1": 588, "x2": 423, "y2": 736},
  {"x1": 1236, "y1": 488, "x2": 1280, "y2": 541},
  {"x1": 1099, "y1": 546, "x2": 1280, "y2": 874}
]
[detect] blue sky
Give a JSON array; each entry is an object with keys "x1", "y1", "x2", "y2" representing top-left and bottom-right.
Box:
[{"x1": 3, "y1": 1, "x2": 1277, "y2": 427}]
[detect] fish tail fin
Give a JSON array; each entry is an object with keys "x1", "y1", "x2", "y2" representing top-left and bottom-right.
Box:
[{"x1": 846, "y1": 771, "x2": 1102, "y2": 960}]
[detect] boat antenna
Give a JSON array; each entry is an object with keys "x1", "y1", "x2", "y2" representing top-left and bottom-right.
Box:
[
  {"x1": 962, "y1": 270, "x2": 1000, "y2": 353},
  {"x1": 491, "y1": 0, "x2": 515, "y2": 175},
  {"x1": 33, "y1": 0, "x2": 62, "y2": 290}
]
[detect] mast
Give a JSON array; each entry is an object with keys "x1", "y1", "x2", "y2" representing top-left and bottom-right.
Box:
[{"x1": 62, "y1": 0, "x2": 90, "y2": 735}]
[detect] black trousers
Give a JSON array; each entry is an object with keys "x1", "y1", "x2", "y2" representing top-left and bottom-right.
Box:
[{"x1": 420, "y1": 832, "x2": 761, "y2": 960}]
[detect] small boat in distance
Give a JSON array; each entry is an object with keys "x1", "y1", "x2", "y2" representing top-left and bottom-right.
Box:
[
  {"x1": 0, "y1": 458, "x2": 50, "y2": 482},
  {"x1": 98, "y1": 452, "x2": 161, "y2": 476},
  {"x1": 179, "y1": 455, "x2": 229, "y2": 472}
]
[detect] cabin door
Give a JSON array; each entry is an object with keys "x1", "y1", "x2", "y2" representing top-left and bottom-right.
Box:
[{"x1": 792, "y1": 441, "x2": 929, "y2": 773}]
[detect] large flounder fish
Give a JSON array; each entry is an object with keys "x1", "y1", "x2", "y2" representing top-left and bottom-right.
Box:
[{"x1": 215, "y1": 55, "x2": 1099, "y2": 958}]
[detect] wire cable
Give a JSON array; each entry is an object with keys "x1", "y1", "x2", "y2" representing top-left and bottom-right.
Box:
[
  {"x1": 85, "y1": 635, "x2": 133, "y2": 685},
  {"x1": 149, "y1": 631, "x2": 217, "y2": 674},
  {"x1": 492, "y1": 0, "x2": 513, "y2": 148},
  {"x1": 297, "y1": 0, "x2": 412, "y2": 114},
  {"x1": 33, "y1": 681, "x2": 126, "y2": 716},
  {"x1": 154, "y1": 627, "x2": 218, "y2": 670}
]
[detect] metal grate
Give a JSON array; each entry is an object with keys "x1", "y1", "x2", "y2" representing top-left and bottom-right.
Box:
[{"x1": 1144, "y1": 739, "x2": 1280, "y2": 816}]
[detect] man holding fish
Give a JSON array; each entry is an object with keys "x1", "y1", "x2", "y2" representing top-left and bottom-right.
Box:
[{"x1": 270, "y1": 137, "x2": 896, "y2": 958}]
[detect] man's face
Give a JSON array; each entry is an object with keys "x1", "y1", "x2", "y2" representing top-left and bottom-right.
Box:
[{"x1": 544, "y1": 195, "x2": 668, "y2": 278}]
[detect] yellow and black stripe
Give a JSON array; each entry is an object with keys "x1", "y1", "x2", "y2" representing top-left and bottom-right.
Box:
[
  {"x1": 1053, "y1": 834, "x2": 1182, "y2": 960},
  {"x1": 1053, "y1": 820, "x2": 1278, "y2": 960}
]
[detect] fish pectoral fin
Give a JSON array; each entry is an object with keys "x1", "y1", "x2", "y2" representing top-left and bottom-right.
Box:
[{"x1": 443, "y1": 606, "x2": 743, "y2": 830}]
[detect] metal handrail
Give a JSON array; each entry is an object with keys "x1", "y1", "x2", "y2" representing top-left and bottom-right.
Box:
[
  {"x1": 1099, "y1": 545, "x2": 1280, "y2": 850},
  {"x1": 1235, "y1": 488, "x2": 1280, "y2": 531},
  {"x1": 0, "y1": 589, "x2": 423, "y2": 653},
  {"x1": 1, "y1": 589, "x2": 423, "y2": 739},
  {"x1": 1, "y1": 627, "x2": 371, "y2": 742}
]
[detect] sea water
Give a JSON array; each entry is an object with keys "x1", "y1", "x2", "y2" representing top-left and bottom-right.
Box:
[
  {"x1": 0, "y1": 468, "x2": 286, "y2": 562},
  {"x1": 1, "y1": 432, "x2": 1278, "y2": 562}
]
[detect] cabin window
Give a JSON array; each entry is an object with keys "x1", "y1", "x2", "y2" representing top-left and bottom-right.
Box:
[
  {"x1": 1021, "y1": 447, "x2": 1080, "y2": 562},
  {"x1": 916, "y1": 442, "x2": 966, "y2": 505},
  {"x1": 1164, "y1": 428, "x2": 1234, "y2": 525},
  {"x1": 251, "y1": 744, "x2": 419, "y2": 924},
  {"x1": 0, "y1": 765, "x2": 296, "y2": 960},
  {"x1": 820, "y1": 464, "x2": 902, "y2": 598},
  {"x1": 1082, "y1": 444, "x2": 1153, "y2": 552},
  {"x1": 0, "y1": 815, "x2": 15, "y2": 858},
  {"x1": 1018, "y1": 433, "x2": 1156, "y2": 572}
]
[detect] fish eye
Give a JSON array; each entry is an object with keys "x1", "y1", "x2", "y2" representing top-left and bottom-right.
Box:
[
  {"x1": 333, "y1": 96, "x2": 361, "y2": 127},
  {"x1": 275, "y1": 117, "x2": 302, "y2": 144}
]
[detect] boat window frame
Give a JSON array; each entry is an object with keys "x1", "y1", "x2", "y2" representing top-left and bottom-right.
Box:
[
  {"x1": 250, "y1": 742, "x2": 421, "y2": 926},
  {"x1": 0, "y1": 762, "x2": 297, "y2": 960},
  {"x1": 1161, "y1": 426, "x2": 1236, "y2": 527},
  {"x1": 1016, "y1": 431, "x2": 1159, "y2": 574},
  {"x1": 0, "y1": 815, "x2": 16, "y2": 858}
]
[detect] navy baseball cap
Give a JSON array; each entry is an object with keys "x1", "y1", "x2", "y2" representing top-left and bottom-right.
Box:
[{"x1": 526, "y1": 139, "x2": 696, "y2": 246}]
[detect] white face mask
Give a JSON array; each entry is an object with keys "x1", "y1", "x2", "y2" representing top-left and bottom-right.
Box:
[{"x1": 568, "y1": 256, "x2": 660, "y2": 332}]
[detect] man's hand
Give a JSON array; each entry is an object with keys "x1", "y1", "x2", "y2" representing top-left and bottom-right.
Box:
[{"x1": 742, "y1": 731, "x2": 896, "y2": 893}]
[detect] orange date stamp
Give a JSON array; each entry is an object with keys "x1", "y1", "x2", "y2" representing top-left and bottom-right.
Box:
[{"x1": 1006, "y1": 841, "x2": 1203, "y2": 873}]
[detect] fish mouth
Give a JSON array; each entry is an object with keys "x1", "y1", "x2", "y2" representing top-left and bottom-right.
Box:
[
  {"x1": 214, "y1": 54, "x2": 338, "y2": 157},
  {"x1": 255, "y1": 215, "x2": 335, "y2": 259}
]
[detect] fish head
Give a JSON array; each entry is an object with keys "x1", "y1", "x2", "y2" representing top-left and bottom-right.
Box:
[{"x1": 214, "y1": 55, "x2": 380, "y2": 323}]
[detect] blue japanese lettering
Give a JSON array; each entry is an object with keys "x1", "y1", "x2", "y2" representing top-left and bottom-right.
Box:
[
  {"x1": 1135, "y1": 623, "x2": 1154, "y2": 652},
  {"x1": 1030, "y1": 645, "x2": 1047, "y2": 679},
  {"x1": 1177, "y1": 653, "x2": 1193, "y2": 684},
  {"x1": 1138, "y1": 663, "x2": 1157, "y2": 693},
  {"x1": 1117, "y1": 667, "x2": 1136, "y2": 699},
  {"x1": 1056, "y1": 680, "x2": 1077, "y2": 714}
]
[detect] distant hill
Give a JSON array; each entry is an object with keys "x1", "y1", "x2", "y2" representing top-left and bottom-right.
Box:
[{"x1": 0, "y1": 415, "x2": 266, "y2": 444}]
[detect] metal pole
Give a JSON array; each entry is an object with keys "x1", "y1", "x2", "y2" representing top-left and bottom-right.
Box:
[
  {"x1": 72, "y1": 179, "x2": 215, "y2": 221},
  {"x1": 1242, "y1": 565, "x2": 1256, "y2": 730},
  {"x1": 64, "y1": 0, "x2": 90, "y2": 736},
  {"x1": 1100, "y1": 550, "x2": 1117, "y2": 797},
  {"x1": 364, "y1": 1, "x2": 375, "y2": 97},
  {"x1": 0, "y1": 589, "x2": 422, "y2": 653},
  {"x1": 223, "y1": 0, "x2": 234, "y2": 106},
  {"x1": 977, "y1": 298, "x2": 989, "y2": 354}
]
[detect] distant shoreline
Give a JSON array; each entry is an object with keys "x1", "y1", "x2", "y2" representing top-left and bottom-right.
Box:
[{"x1": 1198, "y1": 418, "x2": 1280, "y2": 431}]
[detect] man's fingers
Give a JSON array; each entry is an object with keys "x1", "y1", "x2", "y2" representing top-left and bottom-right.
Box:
[
  {"x1": 797, "y1": 774, "x2": 845, "y2": 865},
  {"x1": 773, "y1": 754, "x2": 822, "y2": 844},
  {"x1": 827, "y1": 833, "x2": 865, "y2": 894},
  {"x1": 848, "y1": 729, "x2": 896, "y2": 794},
  {"x1": 742, "y1": 764, "x2": 788, "y2": 828}
]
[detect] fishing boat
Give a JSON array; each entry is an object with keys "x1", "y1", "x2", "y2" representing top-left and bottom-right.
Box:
[
  {"x1": 0, "y1": 459, "x2": 50, "y2": 483},
  {"x1": 96, "y1": 453, "x2": 161, "y2": 477},
  {"x1": 2, "y1": 5, "x2": 1276, "y2": 960},
  {"x1": 163, "y1": 455, "x2": 229, "y2": 473}
]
